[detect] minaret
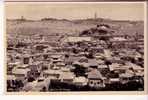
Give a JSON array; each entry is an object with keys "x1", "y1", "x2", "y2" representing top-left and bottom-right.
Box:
[
  {"x1": 21, "y1": 16, "x2": 24, "y2": 20},
  {"x1": 94, "y1": 12, "x2": 97, "y2": 20},
  {"x1": 20, "y1": 16, "x2": 26, "y2": 21},
  {"x1": 21, "y1": 16, "x2": 25, "y2": 20}
]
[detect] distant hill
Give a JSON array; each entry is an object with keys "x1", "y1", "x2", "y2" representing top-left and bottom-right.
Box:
[{"x1": 6, "y1": 18, "x2": 144, "y2": 36}]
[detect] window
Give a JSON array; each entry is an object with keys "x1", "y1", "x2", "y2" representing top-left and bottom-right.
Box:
[
  {"x1": 90, "y1": 81, "x2": 93, "y2": 84},
  {"x1": 38, "y1": 79, "x2": 44, "y2": 82},
  {"x1": 97, "y1": 82, "x2": 100, "y2": 84}
]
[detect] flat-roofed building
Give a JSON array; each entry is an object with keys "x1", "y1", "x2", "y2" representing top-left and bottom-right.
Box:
[
  {"x1": 87, "y1": 69, "x2": 105, "y2": 88},
  {"x1": 12, "y1": 68, "x2": 30, "y2": 81},
  {"x1": 62, "y1": 36, "x2": 92, "y2": 43},
  {"x1": 59, "y1": 72, "x2": 75, "y2": 83},
  {"x1": 73, "y1": 76, "x2": 88, "y2": 86},
  {"x1": 43, "y1": 69, "x2": 61, "y2": 79}
]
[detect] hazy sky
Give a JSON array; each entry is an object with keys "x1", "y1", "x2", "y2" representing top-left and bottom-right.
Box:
[{"x1": 5, "y1": 2, "x2": 145, "y2": 21}]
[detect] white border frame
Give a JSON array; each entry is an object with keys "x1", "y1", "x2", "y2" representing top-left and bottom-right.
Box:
[{"x1": 3, "y1": 1, "x2": 148, "y2": 95}]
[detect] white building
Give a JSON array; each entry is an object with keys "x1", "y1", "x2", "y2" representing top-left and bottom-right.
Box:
[{"x1": 62, "y1": 36, "x2": 92, "y2": 43}]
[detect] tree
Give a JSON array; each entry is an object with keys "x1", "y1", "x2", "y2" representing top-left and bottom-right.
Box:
[{"x1": 72, "y1": 64, "x2": 87, "y2": 77}]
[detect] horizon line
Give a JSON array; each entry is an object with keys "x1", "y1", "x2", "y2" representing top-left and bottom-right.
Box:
[{"x1": 6, "y1": 17, "x2": 144, "y2": 22}]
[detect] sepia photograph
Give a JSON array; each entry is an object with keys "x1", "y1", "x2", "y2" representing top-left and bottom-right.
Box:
[{"x1": 5, "y1": 2, "x2": 147, "y2": 94}]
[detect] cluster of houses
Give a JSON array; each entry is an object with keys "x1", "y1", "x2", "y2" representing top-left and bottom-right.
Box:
[{"x1": 7, "y1": 24, "x2": 144, "y2": 92}]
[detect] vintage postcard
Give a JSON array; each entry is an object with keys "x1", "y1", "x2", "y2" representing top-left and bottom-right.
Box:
[{"x1": 4, "y1": 1, "x2": 148, "y2": 95}]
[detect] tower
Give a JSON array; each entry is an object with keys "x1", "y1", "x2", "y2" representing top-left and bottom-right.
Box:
[
  {"x1": 21, "y1": 16, "x2": 24, "y2": 20},
  {"x1": 94, "y1": 12, "x2": 97, "y2": 19},
  {"x1": 20, "y1": 16, "x2": 26, "y2": 21}
]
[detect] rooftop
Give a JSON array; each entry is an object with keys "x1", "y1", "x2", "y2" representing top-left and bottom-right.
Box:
[{"x1": 88, "y1": 69, "x2": 103, "y2": 79}]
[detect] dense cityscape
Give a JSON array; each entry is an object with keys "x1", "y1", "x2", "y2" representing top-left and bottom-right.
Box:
[{"x1": 6, "y1": 16, "x2": 144, "y2": 92}]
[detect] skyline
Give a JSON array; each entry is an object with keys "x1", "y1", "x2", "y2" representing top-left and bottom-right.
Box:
[{"x1": 5, "y1": 3, "x2": 145, "y2": 21}]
